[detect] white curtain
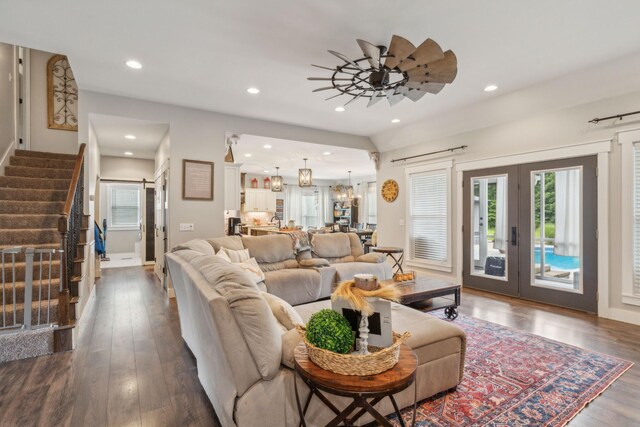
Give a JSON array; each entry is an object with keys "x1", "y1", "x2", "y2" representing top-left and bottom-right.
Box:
[
  {"x1": 321, "y1": 186, "x2": 333, "y2": 224},
  {"x1": 285, "y1": 185, "x2": 302, "y2": 226},
  {"x1": 554, "y1": 169, "x2": 581, "y2": 257},
  {"x1": 493, "y1": 177, "x2": 508, "y2": 251}
]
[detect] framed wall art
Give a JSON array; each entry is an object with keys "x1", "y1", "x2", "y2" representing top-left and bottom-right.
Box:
[
  {"x1": 47, "y1": 54, "x2": 78, "y2": 131},
  {"x1": 183, "y1": 159, "x2": 214, "y2": 200}
]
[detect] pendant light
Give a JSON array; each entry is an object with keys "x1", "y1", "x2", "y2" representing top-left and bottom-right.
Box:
[
  {"x1": 346, "y1": 171, "x2": 354, "y2": 199},
  {"x1": 298, "y1": 158, "x2": 313, "y2": 187},
  {"x1": 271, "y1": 166, "x2": 283, "y2": 192}
]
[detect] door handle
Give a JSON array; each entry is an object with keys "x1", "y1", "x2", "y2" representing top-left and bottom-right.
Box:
[{"x1": 511, "y1": 226, "x2": 517, "y2": 246}]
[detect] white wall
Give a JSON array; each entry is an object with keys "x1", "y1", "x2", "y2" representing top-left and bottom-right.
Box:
[
  {"x1": 377, "y1": 89, "x2": 640, "y2": 324},
  {"x1": 29, "y1": 49, "x2": 77, "y2": 153},
  {"x1": 100, "y1": 155, "x2": 155, "y2": 181},
  {"x1": 155, "y1": 130, "x2": 170, "y2": 175},
  {"x1": 0, "y1": 42, "x2": 16, "y2": 172}
]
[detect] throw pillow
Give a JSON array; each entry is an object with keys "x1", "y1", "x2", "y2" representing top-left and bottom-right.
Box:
[
  {"x1": 281, "y1": 328, "x2": 303, "y2": 369},
  {"x1": 223, "y1": 247, "x2": 250, "y2": 263},
  {"x1": 216, "y1": 249, "x2": 231, "y2": 262},
  {"x1": 235, "y1": 257, "x2": 266, "y2": 284},
  {"x1": 262, "y1": 292, "x2": 304, "y2": 330}
]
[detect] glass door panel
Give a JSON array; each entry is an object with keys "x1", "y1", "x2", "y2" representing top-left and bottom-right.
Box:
[
  {"x1": 531, "y1": 168, "x2": 582, "y2": 292},
  {"x1": 471, "y1": 175, "x2": 508, "y2": 280}
]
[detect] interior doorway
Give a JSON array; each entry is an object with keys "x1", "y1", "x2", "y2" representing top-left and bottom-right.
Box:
[{"x1": 462, "y1": 156, "x2": 598, "y2": 313}]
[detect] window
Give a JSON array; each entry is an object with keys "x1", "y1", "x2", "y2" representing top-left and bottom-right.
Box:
[
  {"x1": 406, "y1": 161, "x2": 452, "y2": 271},
  {"x1": 108, "y1": 184, "x2": 141, "y2": 230},
  {"x1": 301, "y1": 190, "x2": 320, "y2": 230},
  {"x1": 619, "y1": 129, "x2": 640, "y2": 306},
  {"x1": 367, "y1": 183, "x2": 377, "y2": 224}
]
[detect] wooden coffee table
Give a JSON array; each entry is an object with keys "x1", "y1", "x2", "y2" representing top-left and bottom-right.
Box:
[
  {"x1": 383, "y1": 277, "x2": 461, "y2": 319},
  {"x1": 294, "y1": 343, "x2": 417, "y2": 427}
]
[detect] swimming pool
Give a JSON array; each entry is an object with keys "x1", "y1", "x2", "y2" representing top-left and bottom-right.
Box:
[{"x1": 534, "y1": 247, "x2": 579, "y2": 270}]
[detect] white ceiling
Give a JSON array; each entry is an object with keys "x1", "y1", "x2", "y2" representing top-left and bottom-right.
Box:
[
  {"x1": 90, "y1": 114, "x2": 168, "y2": 159},
  {"x1": 3, "y1": 1, "x2": 640, "y2": 147},
  {"x1": 233, "y1": 134, "x2": 374, "y2": 180}
]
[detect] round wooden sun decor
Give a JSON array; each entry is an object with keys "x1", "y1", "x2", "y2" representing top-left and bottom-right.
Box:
[{"x1": 381, "y1": 179, "x2": 399, "y2": 202}]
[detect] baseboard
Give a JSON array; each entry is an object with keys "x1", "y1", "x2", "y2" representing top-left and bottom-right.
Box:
[
  {"x1": 0, "y1": 140, "x2": 16, "y2": 174},
  {"x1": 600, "y1": 307, "x2": 640, "y2": 326}
]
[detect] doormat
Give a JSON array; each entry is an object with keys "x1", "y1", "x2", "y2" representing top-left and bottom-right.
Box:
[{"x1": 393, "y1": 314, "x2": 632, "y2": 426}]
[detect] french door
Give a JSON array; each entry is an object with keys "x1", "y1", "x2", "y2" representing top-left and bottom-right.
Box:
[{"x1": 462, "y1": 156, "x2": 598, "y2": 313}]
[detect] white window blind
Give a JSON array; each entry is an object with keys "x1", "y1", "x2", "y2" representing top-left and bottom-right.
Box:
[
  {"x1": 109, "y1": 185, "x2": 140, "y2": 229},
  {"x1": 408, "y1": 170, "x2": 449, "y2": 265},
  {"x1": 633, "y1": 143, "x2": 640, "y2": 295}
]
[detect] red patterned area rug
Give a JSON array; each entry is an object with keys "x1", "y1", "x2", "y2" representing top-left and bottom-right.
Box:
[{"x1": 392, "y1": 314, "x2": 633, "y2": 426}]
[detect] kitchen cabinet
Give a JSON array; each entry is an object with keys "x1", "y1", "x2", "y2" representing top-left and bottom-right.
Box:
[
  {"x1": 243, "y1": 188, "x2": 276, "y2": 212},
  {"x1": 224, "y1": 164, "x2": 242, "y2": 211}
]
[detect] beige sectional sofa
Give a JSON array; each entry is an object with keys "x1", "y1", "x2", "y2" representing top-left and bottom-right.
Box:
[
  {"x1": 166, "y1": 238, "x2": 466, "y2": 427},
  {"x1": 206, "y1": 232, "x2": 392, "y2": 306}
]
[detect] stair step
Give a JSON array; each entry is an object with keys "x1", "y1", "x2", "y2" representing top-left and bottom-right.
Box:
[
  {"x1": 0, "y1": 214, "x2": 60, "y2": 229},
  {"x1": 0, "y1": 259, "x2": 61, "y2": 283},
  {"x1": 0, "y1": 228, "x2": 60, "y2": 246},
  {"x1": 0, "y1": 201, "x2": 65, "y2": 215},
  {"x1": 14, "y1": 149, "x2": 77, "y2": 161},
  {"x1": 0, "y1": 176, "x2": 71, "y2": 190},
  {"x1": 5, "y1": 166, "x2": 74, "y2": 180},
  {"x1": 9, "y1": 156, "x2": 76, "y2": 170},
  {"x1": 0, "y1": 278, "x2": 61, "y2": 303},
  {"x1": 0, "y1": 299, "x2": 59, "y2": 326},
  {"x1": 0, "y1": 187, "x2": 68, "y2": 202}
]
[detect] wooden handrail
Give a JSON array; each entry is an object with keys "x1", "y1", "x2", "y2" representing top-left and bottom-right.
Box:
[{"x1": 61, "y1": 143, "x2": 86, "y2": 219}]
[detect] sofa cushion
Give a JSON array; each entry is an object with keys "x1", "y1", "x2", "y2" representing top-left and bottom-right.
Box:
[
  {"x1": 356, "y1": 252, "x2": 385, "y2": 263},
  {"x1": 281, "y1": 328, "x2": 303, "y2": 369},
  {"x1": 258, "y1": 259, "x2": 299, "y2": 272},
  {"x1": 207, "y1": 235, "x2": 244, "y2": 252},
  {"x1": 262, "y1": 292, "x2": 304, "y2": 330},
  {"x1": 242, "y1": 235, "x2": 296, "y2": 264},
  {"x1": 189, "y1": 255, "x2": 282, "y2": 380},
  {"x1": 333, "y1": 261, "x2": 393, "y2": 282},
  {"x1": 263, "y1": 269, "x2": 322, "y2": 306},
  {"x1": 299, "y1": 258, "x2": 330, "y2": 268},
  {"x1": 171, "y1": 239, "x2": 215, "y2": 256},
  {"x1": 347, "y1": 233, "x2": 365, "y2": 257},
  {"x1": 311, "y1": 233, "x2": 351, "y2": 259}
]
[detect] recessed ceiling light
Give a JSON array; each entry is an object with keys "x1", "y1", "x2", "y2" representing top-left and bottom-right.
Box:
[
  {"x1": 124, "y1": 151, "x2": 133, "y2": 156},
  {"x1": 247, "y1": 87, "x2": 260, "y2": 94},
  {"x1": 263, "y1": 144, "x2": 272, "y2": 149},
  {"x1": 484, "y1": 84, "x2": 498, "y2": 92},
  {"x1": 245, "y1": 153, "x2": 252, "y2": 157},
  {"x1": 323, "y1": 151, "x2": 331, "y2": 155},
  {"x1": 335, "y1": 106, "x2": 345, "y2": 112},
  {"x1": 125, "y1": 60, "x2": 142, "y2": 70},
  {"x1": 391, "y1": 118, "x2": 400, "y2": 123},
  {"x1": 125, "y1": 134, "x2": 136, "y2": 140},
  {"x1": 264, "y1": 170, "x2": 269, "y2": 173}
]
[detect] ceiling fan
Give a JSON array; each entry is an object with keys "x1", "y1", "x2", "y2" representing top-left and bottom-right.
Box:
[{"x1": 308, "y1": 35, "x2": 457, "y2": 107}]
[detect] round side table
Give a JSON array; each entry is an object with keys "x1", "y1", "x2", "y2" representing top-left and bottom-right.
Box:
[
  {"x1": 372, "y1": 246, "x2": 405, "y2": 275},
  {"x1": 293, "y1": 343, "x2": 417, "y2": 427}
]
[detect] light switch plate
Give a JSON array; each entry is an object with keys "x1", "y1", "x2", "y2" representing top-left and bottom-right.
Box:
[
  {"x1": 399, "y1": 219, "x2": 405, "y2": 226},
  {"x1": 179, "y1": 223, "x2": 194, "y2": 231}
]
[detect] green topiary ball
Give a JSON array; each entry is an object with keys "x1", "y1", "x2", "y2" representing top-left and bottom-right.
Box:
[{"x1": 306, "y1": 309, "x2": 354, "y2": 354}]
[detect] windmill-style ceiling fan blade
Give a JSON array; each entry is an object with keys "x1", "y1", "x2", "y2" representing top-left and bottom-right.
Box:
[
  {"x1": 307, "y1": 77, "x2": 352, "y2": 81},
  {"x1": 356, "y1": 39, "x2": 381, "y2": 70},
  {"x1": 397, "y1": 38, "x2": 444, "y2": 72},
  {"x1": 344, "y1": 91, "x2": 365, "y2": 107},
  {"x1": 328, "y1": 50, "x2": 365, "y2": 71},
  {"x1": 384, "y1": 35, "x2": 415, "y2": 70},
  {"x1": 385, "y1": 89, "x2": 404, "y2": 106},
  {"x1": 312, "y1": 83, "x2": 350, "y2": 92},
  {"x1": 406, "y1": 81, "x2": 446, "y2": 94},
  {"x1": 324, "y1": 92, "x2": 347, "y2": 101},
  {"x1": 311, "y1": 64, "x2": 337, "y2": 71},
  {"x1": 424, "y1": 50, "x2": 458, "y2": 83},
  {"x1": 367, "y1": 90, "x2": 383, "y2": 108},
  {"x1": 404, "y1": 89, "x2": 427, "y2": 102}
]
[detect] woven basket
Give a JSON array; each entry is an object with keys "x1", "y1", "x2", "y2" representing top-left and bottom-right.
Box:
[{"x1": 296, "y1": 325, "x2": 410, "y2": 376}]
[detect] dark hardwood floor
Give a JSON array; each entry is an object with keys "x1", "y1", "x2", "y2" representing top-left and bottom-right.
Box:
[{"x1": 0, "y1": 267, "x2": 638, "y2": 426}]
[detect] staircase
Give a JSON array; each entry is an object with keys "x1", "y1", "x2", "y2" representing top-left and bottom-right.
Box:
[{"x1": 0, "y1": 148, "x2": 87, "y2": 352}]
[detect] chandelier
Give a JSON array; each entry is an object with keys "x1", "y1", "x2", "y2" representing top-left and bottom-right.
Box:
[
  {"x1": 308, "y1": 35, "x2": 457, "y2": 108},
  {"x1": 333, "y1": 171, "x2": 361, "y2": 202}
]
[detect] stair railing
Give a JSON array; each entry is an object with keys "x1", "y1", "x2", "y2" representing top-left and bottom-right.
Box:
[{"x1": 58, "y1": 143, "x2": 86, "y2": 326}]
